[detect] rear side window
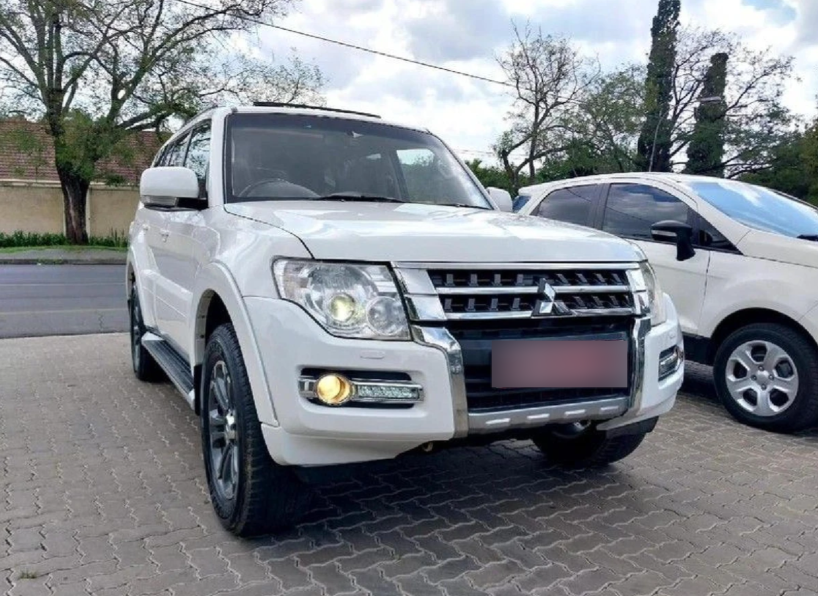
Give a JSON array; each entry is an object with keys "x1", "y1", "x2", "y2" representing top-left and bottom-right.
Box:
[
  {"x1": 602, "y1": 184, "x2": 692, "y2": 241},
  {"x1": 513, "y1": 194, "x2": 532, "y2": 212},
  {"x1": 535, "y1": 185, "x2": 599, "y2": 227}
]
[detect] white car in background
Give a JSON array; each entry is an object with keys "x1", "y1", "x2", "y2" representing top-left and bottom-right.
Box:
[{"x1": 519, "y1": 173, "x2": 818, "y2": 433}]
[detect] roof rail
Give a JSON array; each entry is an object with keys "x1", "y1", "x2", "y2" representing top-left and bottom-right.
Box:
[{"x1": 251, "y1": 102, "x2": 382, "y2": 119}]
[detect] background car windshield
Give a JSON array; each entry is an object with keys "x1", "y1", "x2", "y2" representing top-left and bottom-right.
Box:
[
  {"x1": 225, "y1": 113, "x2": 489, "y2": 208},
  {"x1": 685, "y1": 179, "x2": 818, "y2": 238}
]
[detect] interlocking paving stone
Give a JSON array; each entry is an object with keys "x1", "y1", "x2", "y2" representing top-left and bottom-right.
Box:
[{"x1": 2, "y1": 335, "x2": 818, "y2": 595}]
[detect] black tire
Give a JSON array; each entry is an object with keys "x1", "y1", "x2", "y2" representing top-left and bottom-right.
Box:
[
  {"x1": 130, "y1": 287, "x2": 163, "y2": 382},
  {"x1": 532, "y1": 424, "x2": 647, "y2": 469},
  {"x1": 714, "y1": 323, "x2": 818, "y2": 433},
  {"x1": 201, "y1": 323, "x2": 311, "y2": 536}
]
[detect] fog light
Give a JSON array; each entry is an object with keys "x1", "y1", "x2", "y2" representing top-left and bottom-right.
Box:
[
  {"x1": 658, "y1": 345, "x2": 683, "y2": 380},
  {"x1": 315, "y1": 374, "x2": 352, "y2": 406}
]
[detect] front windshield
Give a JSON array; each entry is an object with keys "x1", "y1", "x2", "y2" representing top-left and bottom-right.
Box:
[
  {"x1": 684, "y1": 179, "x2": 818, "y2": 238},
  {"x1": 225, "y1": 113, "x2": 490, "y2": 208}
]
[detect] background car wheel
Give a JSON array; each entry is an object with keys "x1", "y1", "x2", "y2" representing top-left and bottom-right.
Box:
[
  {"x1": 532, "y1": 422, "x2": 647, "y2": 468},
  {"x1": 201, "y1": 323, "x2": 312, "y2": 536},
  {"x1": 129, "y1": 287, "x2": 163, "y2": 382},
  {"x1": 714, "y1": 323, "x2": 818, "y2": 433}
]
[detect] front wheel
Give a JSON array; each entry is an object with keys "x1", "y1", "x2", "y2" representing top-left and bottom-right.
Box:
[
  {"x1": 532, "y1": 423, "x2": 647, "y2": 468},
  {"x1": 201, "y1": 323, "x2": 312, "y2": 536},
  {"x1": 714, "y1": 323, "x2": 818, "y2": 433}
]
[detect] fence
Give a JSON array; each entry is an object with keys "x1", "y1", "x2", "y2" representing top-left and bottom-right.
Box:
[{"x1": 0, "y1": 180, "x2": 139, "y2": 237}]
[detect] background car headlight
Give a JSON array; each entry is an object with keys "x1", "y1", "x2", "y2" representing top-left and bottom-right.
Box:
[
  {"x1": 628, "y1": 262, "x2": 667, "y2": 326},
  {"x1": 273, "y1": 260, "x2": 410, "y2": 340}
]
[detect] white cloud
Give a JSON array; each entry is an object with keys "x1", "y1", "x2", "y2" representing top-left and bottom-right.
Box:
[{"x1": 242, "y1": 0, "x2": 817, "y2": 160}]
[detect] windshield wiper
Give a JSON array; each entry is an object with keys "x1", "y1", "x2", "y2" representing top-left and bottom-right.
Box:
[
  {"x1": 314, "y1": 192, "x2": 406, "y2": 204},
  {"x1": 798, "y1": 234, "x2": 818, "y2": 242}
]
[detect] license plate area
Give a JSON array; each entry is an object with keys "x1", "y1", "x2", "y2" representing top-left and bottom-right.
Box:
[{"x1": 491, "y1": 339, "x2": 629, "y2": 389}]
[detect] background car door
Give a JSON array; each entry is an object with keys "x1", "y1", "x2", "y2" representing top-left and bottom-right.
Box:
[
  {"x1": 599, "y1": 183, "x2": 708, "y2": 336},
  {"x1": 155, "y1": 123, "x2": 212, "y2": 358}
]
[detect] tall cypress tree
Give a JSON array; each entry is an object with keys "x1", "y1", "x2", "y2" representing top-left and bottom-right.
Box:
[
  {"x1": 685, "y1": 53, "x2": 729, "y2": 176},
  {"x1": 636, "y1": 0, "x2": 681, "y2": 172}
]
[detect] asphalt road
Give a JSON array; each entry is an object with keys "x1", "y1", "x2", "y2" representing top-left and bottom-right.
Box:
[{"x1": 0, "y1": 264, "x2": 127, "y2": 339}]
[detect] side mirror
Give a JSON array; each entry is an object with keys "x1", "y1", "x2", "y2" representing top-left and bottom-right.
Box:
[
  {"x1": 487, "y1": 187, "x2": 513, "y2": 212},
  {"x1": 140, "y1": 167, "x2": 202, "y2": 208},
  {"x1": 651, "y1": 220, "x2": 696, "y2": 262}
]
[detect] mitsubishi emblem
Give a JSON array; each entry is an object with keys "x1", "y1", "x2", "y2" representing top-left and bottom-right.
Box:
[{"x1": 534, "y1": 280, "x2": 557, "y2": 316}]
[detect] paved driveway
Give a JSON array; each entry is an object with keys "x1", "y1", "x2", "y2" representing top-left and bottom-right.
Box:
[{"x1": 2, "y1": 334, "x2": 818, "y2": 596}]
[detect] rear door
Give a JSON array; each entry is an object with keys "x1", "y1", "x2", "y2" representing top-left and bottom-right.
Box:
[
  {"x1": 150, "y1": 131, "x2": 192, "y2": 351},
  {"x1": 599, "y1": 182, "x2": 709, "y2": 335}
]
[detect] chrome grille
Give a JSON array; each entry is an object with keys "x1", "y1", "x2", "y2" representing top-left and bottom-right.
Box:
[{"x1": 395, "y1": 263, "x2": 639, "y2": 322}]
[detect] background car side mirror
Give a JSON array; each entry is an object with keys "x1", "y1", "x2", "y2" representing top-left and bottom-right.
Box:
[
  {"x1": 651, "y1": 220, "x2": 696, "y2": 262},
  {"x1": 140, "y1": 167, "x2": 203, "y2": 208},
  {"x1": 487, "y1": 187, "x2": 513, "y2": 212}
]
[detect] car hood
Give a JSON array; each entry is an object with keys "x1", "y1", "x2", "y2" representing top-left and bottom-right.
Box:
[
  {"x1": 224, "y1": 201, "x2": 641, "y2": 263},
  {"x1": 737, "y1": 229, "x2": 818, "y2": 268}
]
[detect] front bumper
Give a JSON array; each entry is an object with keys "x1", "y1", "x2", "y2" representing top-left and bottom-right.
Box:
[{"x1": 246, "y1": 294, "x2": 683, "y2": 466}]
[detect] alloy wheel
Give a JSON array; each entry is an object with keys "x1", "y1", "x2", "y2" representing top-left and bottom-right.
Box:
[
  {"x1": 725, "y1": 340, "x2": 799, "y2": 417},
  {"x1": 208, "y1": 360, "x2": 240, "y2": 502}
]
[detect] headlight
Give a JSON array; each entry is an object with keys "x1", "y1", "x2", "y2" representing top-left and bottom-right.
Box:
[
  {"x1": 273, "y1": 260, "x2": 410, "y2": 340},
  {"x1": 628, "y1": 262, "x2": 667, "y2": 326}
]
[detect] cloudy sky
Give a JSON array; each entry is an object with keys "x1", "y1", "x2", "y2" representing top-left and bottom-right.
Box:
[{"x1": 249, "y1": 0, "x2": 817, "y2": 163}]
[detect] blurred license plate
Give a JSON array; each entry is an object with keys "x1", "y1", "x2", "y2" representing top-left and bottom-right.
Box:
[{"x1": 491, "y1": 339, "x2": 628, "y2": 389}]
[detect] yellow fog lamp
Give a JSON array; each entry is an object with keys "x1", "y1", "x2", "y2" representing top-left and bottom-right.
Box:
[{"x1": 315, "y1": 374, "x2": 353, "y2": 406}]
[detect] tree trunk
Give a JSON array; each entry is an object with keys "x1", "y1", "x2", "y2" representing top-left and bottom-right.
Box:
[{"x1": 58, "y1": 170, "x2": 90, "y2": 244}]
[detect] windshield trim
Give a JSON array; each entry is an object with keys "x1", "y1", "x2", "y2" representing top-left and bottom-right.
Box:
[{"x1": 222, "y1": 112, "x2": 494, "y2": 210}]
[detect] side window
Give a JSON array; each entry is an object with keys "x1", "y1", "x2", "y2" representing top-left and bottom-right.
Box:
[
  {"x1": 184, "y1": 123, "x2": 211, "y2": 195},
  {"x1": 697, "y1": 216, "x2": 734, "y2": 251},
  {"x1": 161, "y1": 134, "x2": 190, "y2": 167},
  {"x1": 602, "y1": 184, "x2": 692, "y2": 241},
  {"x1": 536, "y1": 185, "x2": 599, "y2": 227}
]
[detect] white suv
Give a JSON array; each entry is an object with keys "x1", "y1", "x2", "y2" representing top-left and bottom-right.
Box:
[
  {"x1": 519, "y1": 173, "x2": 818, "y2": 433},
  {"x1": 127, "y1": 105, "x2": 683, "y2": 536}
]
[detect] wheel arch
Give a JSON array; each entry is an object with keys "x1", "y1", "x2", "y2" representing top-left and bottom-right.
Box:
[
  {"x1": 708, "y1": 308, "x2": 818, "y2": 365},
  {"x1": 189, "y1": 264, "x2": 278, "y2": 425}
]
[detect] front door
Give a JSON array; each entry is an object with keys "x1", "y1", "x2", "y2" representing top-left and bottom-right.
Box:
[{"x1": 599, "y1": 182, "x2": 710, "y2": 336}]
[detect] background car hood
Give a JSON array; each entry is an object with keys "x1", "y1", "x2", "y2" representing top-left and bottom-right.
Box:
[
  {"x1": 738, "y1": 229, "x2": 818, "y2": 269},
  {"x1": 225, "y1": 201, "x2": 640, "y2": 263}
]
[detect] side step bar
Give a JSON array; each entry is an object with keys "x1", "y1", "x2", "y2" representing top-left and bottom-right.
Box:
[{"x1": 141, "y1": 333, "x2": 196, "y2": 411}]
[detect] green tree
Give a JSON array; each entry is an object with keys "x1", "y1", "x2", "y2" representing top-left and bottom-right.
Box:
[
  {"x1": 685, "y1": 53, "x2": 728, "y2": 176},
  {"x1": 464, "y1": 159, "x2": 513, "y2": 192},
  {"x1": 636, "y1": 0, "x2": 681, "y2": 172},
  {"x1": 0, "y1": 0, "x2": 324, "y2": 243}
]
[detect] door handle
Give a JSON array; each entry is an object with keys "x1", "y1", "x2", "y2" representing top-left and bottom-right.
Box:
[
  {"x1": 142, "y1": 223, "x2": 150, "y2": 232},
  {"x1": 159, "y1": 230, "x2": 169, "y2": 242}
]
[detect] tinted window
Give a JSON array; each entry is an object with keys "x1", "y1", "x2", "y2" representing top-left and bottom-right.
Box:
[
  {"x1": 603, "y1": 184, "x2": 691, "y2": 240},
  {"x1": 697, "y1": 216, "x2": 734, "y2": 251},
  {"x1": 684, "y1": 179, "x2": 818, "y2": 239},
  {"x1": 185, "y1": 124, "x2": 211, "y2": 193},
  {"x1": 161, "y1": 134, "x2": 190, "y2": 167},
  {"x1": 513, "y1": 194, "x2": 531, "y2": 212},
  {"x1": 536, "y1": 185, "x2": 598, "y2": 226}
]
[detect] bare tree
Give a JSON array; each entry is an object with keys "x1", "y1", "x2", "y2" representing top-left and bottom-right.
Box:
[
  {"x1": 0, "y1": 0, "x2": 324, "y2": 243},
  {"x1": 494, "y1": 24, "x2": 598, "y2": 192},
  {"x1": 668, "y1": 28, "x2": 795, "y2": 177}
]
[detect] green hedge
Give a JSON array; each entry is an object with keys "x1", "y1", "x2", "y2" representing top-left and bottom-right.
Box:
[{"x1": 0, "y1": 230, "x2": 128, "y2": 248}]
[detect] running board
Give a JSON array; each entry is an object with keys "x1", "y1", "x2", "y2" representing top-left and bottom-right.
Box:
[{"x1": 141, "y1": 333, "x2": 196, "y2": 411}]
